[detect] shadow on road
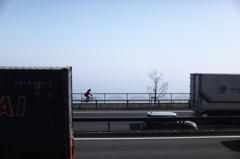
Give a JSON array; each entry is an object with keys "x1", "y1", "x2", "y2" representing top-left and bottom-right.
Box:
[{"x1": 221, "y1": 140, "x2": 240, "y2": 152}]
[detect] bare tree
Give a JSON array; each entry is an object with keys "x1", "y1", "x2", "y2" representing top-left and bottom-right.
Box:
[{"x1": 146, "y1": 69, "x2": 168, "y2": 103}]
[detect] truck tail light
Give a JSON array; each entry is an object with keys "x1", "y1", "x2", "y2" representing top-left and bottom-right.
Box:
[
  {"x1": 65, "y1": 136, "x2": 75, "y2": 159},
  {"x1": 71, "y1": 136, "x2": 75, "y2": 158}
]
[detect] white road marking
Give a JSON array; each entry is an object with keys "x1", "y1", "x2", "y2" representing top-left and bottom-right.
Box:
[{"x1": 74, "y1": 136, "x2": 240, "y2": 141}]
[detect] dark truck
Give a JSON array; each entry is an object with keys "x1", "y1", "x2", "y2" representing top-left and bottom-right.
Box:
[{"x1": 0, "y1": 67, "x2": 74, "y2": 159}]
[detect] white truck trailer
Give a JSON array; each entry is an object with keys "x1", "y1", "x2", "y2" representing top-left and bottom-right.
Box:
[{"x1": 190, "y1": 73, "x2": 240, "y2": 119}]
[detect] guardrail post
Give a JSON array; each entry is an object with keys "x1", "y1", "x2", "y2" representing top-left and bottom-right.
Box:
[
  {"x1": 127, "y1": 100, "x2": 129, "y2": 109},
  {"x1": 95, "y1": 100, "x2": 97, "y2": 109},
  {"x1": 108, "y1": 122, "x2": 110, "y2": 132},
  {"x1": 217, "y1": 121, "x2": 220, "y2": 130}
]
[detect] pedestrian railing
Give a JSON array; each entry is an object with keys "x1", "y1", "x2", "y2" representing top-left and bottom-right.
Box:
[
  {"x1": 72, "y1": 99, "x2": 189, "y2": 109},
  {"x1": 72, "y1": 93, "x2": 190, "y2": 103}
]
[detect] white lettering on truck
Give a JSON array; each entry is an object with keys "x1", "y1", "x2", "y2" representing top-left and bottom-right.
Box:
[
  {"x1": 0, "y1": 96, "x2": 26, "y2": 117},
  {"x1": 17, "y1": 96, "x2": 26, "y2": 117}
]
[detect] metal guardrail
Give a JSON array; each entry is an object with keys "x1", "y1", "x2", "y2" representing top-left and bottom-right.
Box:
[
  {"x1": 73, "y1": 99, "x2": 190, "y2": 109},
  {"x1": 73, "y1": 116, "x2": 240, "y2": 132},
  {"x1": 74, "y1": 99, "x2": 189, "y2": 103},
  {"x1": 72, "y1": 93, "x2": 190, "y2": 103}
]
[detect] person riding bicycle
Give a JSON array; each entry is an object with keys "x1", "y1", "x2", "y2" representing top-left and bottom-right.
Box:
[{"x1": 84, "y1": 89, "x2": 93, "y2": 100}]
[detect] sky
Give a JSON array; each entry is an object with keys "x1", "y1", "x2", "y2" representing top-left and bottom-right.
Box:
[{"x1": 0, "y1": 0, "x2": 240, "y2": 93}]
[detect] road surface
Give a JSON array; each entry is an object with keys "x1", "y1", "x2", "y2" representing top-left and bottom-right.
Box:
[
  {"x1": 74, "y1": 136, "x2": 240, "y2": 159},
  {"x1": 73, "y1": 109, "x2": 224, "y2": 131},
  {"x1": 72, "y1": 109, "x2": 240, "y2": 158}
]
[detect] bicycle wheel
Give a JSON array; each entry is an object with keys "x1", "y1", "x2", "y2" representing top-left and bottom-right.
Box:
[
  {"x1": 90, "y1": 98, "x2": 96, "y2": 103},
  {"x1": 81, "y1": 98, "x2": 88, "y2": 103}
]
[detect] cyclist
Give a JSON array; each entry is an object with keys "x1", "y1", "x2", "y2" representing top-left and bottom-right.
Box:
[{"x1": 84, "y1": 89, "x2": 93, "y2": 100}]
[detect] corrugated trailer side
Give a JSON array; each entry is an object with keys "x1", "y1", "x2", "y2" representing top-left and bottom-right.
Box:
[
  {"x1": 0, "y1": 67, "x2": 74, "y2": 159},
  {"x1": 190, "y1": 73, "x2": 240, "y2": 118}
]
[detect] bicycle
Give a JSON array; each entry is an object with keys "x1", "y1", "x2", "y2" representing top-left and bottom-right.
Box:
[{"x1": 81, "y1": 95, "x2": 97, "y2": 103}]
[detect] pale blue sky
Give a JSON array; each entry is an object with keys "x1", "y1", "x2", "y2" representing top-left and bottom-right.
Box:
[{"x1": 0, "y1": 0, "x2": 240, "y2": 93}]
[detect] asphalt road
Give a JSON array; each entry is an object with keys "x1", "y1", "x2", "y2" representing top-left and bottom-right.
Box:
[
  {"x1": 73, "y1": 109, "x2": 240, "y2": 159},
  {"x1": 73, "y1": 109, "x2": 222, "y2": 132},
  {"x1": 74, "y1": 136, "x2": 240, "y2": 159},
  {"x1": 73, "y1": 109, "x2": 192, "y2": 118}
]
